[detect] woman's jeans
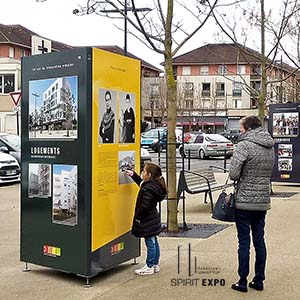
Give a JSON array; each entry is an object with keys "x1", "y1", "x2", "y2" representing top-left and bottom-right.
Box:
[
  {"x1": 235, "y1": 209, "x2": 267, "y2": 285},
  {"x1": 144, "y1": 236, "x2": 160, "y2": 267}
]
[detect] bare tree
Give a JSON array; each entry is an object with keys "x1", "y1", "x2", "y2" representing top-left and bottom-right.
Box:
[
  {"x1": 211, "y1": 0, "x2": 300, "y2": 122},
  {"x1": 74, "y1": 0, "x2": 241, "y2": 231}
]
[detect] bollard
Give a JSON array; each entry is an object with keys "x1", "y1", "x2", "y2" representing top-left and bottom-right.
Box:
[{"x1": 223, "y1": 150, "x2": 227, "y2": 172}]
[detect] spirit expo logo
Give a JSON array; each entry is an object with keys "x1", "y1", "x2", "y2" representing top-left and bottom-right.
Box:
[{"x1": 171, "y1": 243, "x2": 226, "y2": 287}]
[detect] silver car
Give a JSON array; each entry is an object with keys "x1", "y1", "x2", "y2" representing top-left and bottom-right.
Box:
[{"x1": 179, "y1": 133, "x2": 234, "y2": 159}]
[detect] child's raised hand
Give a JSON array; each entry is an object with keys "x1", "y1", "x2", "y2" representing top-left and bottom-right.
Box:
[{"x1": 124, "y1": 170, "x2": 134, "y2": 177}]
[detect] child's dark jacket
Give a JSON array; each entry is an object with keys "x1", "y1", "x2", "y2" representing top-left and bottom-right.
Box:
[{"x1": 130, "y1": 172, "x2": 166, "y2": 238}]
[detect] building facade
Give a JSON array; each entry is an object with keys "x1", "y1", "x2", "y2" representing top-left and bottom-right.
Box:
[
  {"x1": 38, "y1": 164, "x2": 51, "y2": 197},
  {"x1": 143, "y1": 43, "x2": 299, "y2": 131},
  {"x1": 40, "y1": 77, "x2": 74, "y2": 129},
  {"x1": 53, "y1": 166, "x2": 77, "y2": 213}
]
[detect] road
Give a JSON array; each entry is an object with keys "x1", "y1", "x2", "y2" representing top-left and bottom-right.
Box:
[{"x1": 149, "y1": 148, "x2": 232, "y2": 173}]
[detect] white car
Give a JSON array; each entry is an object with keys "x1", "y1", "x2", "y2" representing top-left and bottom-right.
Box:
[
  {"x1": 0, "y1": 152, "x2": 21, "y2": 184},
  {"x1": 179, "y1": 133, "x2": 234, "y2": 159}
]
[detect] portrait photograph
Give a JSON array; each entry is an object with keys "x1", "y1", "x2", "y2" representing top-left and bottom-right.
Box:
[
  {"x1": 119, "y1": 92, "x2": 136, "y2": 143},
  {"x1": 98, "y1": 89, "x2": 117, "y2": 144}
]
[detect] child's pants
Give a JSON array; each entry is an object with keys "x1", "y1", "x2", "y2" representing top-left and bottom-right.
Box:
[{"x1": 144, "y1": 236, "x2": 160, "y2": 267}]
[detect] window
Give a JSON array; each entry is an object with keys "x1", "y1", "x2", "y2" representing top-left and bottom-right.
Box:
[
  {"x1": 251, "y1": 65, "x2": 261, "y2": 75},
  {"x1": 216, "y1": 82, "x2": 225, "y2": 96},
  {"x1": 202, "y1": 83, "x2": 210, "y2": 97},
  {"x1": 182, "y1": 66, "x2": 191, "y2": 76},
  {"x1": 9, "y1": 47, "x2": 15, "y2": 58},
  {"x1": 218, "y1": 65, "x2": 227, "y2": 75},
  {"x1": 233, "y1": 81, "x2": 242, "y2": 97},
  {"x1": 0, "y1": 74, "x2": 15, "y2": 94},
  {"x1": 200, "y1": 66, "x2": 209, "y2": 75},
  {"x1": 184, "y1": 82, "x2": 194, "y2": 109},
  {"x1": 21, "y1": 49, "x2": 27, "y2": 57},
  {"x1": 150, "y1": 83, "x2": 159, "y2": 99},
  {"x1": 237, "y1": 65, "x2": 246, "y2": 75},
  {"x1": 184, "y1": 82, "x2": 194, "y2": 98},
  {"x1": 251, "y1": 81, "x2": 261, "y2": 92},
  {"x1": 195, "y1": 135, "x2": 204, "y2": 143},
  {"x1": 233, "y1": 99, "x2": 242, "y2": 108},
  {"x1": 251, "y1": 98, "x2": 258, "y2": 108},
  {"x1": 184, "y1": 99, "x2": 193, "y2": 109}
]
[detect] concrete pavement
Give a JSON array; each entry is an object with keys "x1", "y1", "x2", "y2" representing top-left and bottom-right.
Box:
[{"x1": 1, "y1": 176, "x2": 300, "y2": 300}]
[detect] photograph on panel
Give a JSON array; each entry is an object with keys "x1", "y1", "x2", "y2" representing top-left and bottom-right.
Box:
[
  {"x1": 28, "y1": 163, "x2": 51, "y2": 198},
  {"x1": 119, "y1": 92, "x2": 136, "y2": 143},
  {"x1": 273, "y1": 112, "x2": 298, "y2": 137},
  {"x1": 278, "y1": 144, "x2": 293, "y2": 158},
  {"x1": 29, "y1": 76, "x2": 78, "y2": 140},
  {"x1": 118, "y1": 151, "x2": 135, "y2": 185},
  {"x1": 278, "y1": 158, "x2": 293, "y2": 172},
  {"x1": 98, "y1": 89, "x2": 117, "y2": 144},
  {"x1": 52, "y1": 164, "x2": 78, "y2": 226}
]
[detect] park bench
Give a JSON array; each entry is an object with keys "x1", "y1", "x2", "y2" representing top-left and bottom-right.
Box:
[{"x1": 177, "y1": 166, "x2": 234, "y2": 212}]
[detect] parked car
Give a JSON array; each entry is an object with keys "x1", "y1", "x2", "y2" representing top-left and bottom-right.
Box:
[
  {"x1": 141, "y1": 128, "x2": 167, "y2": 152},
  {"x1": 179, "y1": 133, "x2": 234, "y2": 159},
  {"x1": 141, "y1": 148, "x2": 152, "y2": 172},
  {"x1": 220, "y1": 129, "x2": 240, "y2": 144},
  {"x1": 183, "y1": 132, "x2": 195, "y2": 143},
  {"x1": 0, "y1": 133, "x2": 21, "y2": 164},
  {"x1": 0, "y1": 152, "x2": 21, "y2": 184}
]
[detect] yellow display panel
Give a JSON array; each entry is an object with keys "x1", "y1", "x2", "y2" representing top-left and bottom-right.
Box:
[{"x1": 92, "y1": 48, "x2": 141, "y2": 252}]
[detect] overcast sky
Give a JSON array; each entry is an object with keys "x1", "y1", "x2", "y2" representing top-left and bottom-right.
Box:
[{"x1": 0, "y1": 0, "x2": 292, "y2": 69}]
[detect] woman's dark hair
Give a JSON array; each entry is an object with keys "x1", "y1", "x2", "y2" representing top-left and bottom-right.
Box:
[
  {"x1": 144, "y1": 161, "x2": 167, "y2": 192},
  {"x1": 105, "y1": 91, "x2": 112, "y2": 101},
  {"x1": 240, "y1": 115, "x2": 262, "y2": 131}
]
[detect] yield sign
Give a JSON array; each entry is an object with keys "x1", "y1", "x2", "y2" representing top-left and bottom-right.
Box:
[{"x1": 9, "y1": 91, "x2": 22, "y2": 106}]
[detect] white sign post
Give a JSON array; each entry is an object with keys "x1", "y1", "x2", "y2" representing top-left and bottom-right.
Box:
[{"x1": 9, "y1": 91, "x2": 21, "y2": 135}]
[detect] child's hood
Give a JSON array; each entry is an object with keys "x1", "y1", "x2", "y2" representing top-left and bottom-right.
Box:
[{"x1": 142, "y1": 180, "x2": 166, "y2": 202}]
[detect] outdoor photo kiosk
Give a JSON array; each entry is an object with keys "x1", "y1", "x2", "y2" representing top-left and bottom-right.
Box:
[
  {"x1": 20, "y1": 47, "x2": 141, "y2": 283},
  {"x1": 269, "y1": 103, "x2": 300, "y2": 183}
]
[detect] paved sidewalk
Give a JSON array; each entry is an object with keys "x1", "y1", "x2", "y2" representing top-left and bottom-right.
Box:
[{"x1": 1, "y1": 176, "x2": 300, "y2": 300}]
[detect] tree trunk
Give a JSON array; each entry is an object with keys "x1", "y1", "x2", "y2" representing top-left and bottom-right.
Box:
[
  {"x1": 259, "y1": 0, "x2": 267, "y2": 124},
  {"x1": 165, "y1": 0, "x2": 178, "y2": 231}
]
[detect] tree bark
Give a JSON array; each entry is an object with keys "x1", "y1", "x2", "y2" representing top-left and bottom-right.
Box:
[
  {"x1": 259, "y1": 0, "x2": 267, "y2": 124},
  {"x1": 165, "y1": 0, "x2": 178, "y2": 231}
]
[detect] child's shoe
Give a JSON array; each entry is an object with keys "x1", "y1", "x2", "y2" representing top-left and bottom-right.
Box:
[
  {"x1": 153, "y1": 265, "x2": 160, "y2": 273},
  {"x1": 135, "y1": 265, "x2": 154, "y2": 275}
]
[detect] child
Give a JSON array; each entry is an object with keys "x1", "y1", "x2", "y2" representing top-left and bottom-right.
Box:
[{"x1": 125, "y1": 162, "x2": 167, "y2": 275}]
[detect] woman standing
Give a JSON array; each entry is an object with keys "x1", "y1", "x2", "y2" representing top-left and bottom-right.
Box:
[{"x1": 229, "y1": 115, "x2": 274, "y2": 293}]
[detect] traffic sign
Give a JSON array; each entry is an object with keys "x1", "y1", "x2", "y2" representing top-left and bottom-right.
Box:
[{"x1": 9, "y1": 91, "x2": 22, "y2": 106}]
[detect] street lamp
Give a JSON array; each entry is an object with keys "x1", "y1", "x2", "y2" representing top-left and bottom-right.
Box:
[
  {"x1": 98, "y1": 0, "x2": 151, "y2": 56},
  {"x1": 32, "y1": 92, "x2": 39, "y2": 138}
]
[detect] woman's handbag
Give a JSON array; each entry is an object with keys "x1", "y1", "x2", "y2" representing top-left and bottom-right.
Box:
[{"x1": 212, "y1": 178, "x2": 235, "y2": 222}]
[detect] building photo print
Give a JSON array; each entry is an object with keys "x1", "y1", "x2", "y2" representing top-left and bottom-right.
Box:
[
  {"x1": 273, "y1": 112, "x2": 299, "y2": 137},
  {"x1": 28, "y1": 163, "x2": 51, "y2": 198},
  {"x1": 29, "y1": 76, "x2": 78, "y2": 140},
  {"x1": 52, "y1": 164, "x2": 78, "y2": 226},
  {"x1": 118, "y1": 151, "x2": 135, "y2": 185}
]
